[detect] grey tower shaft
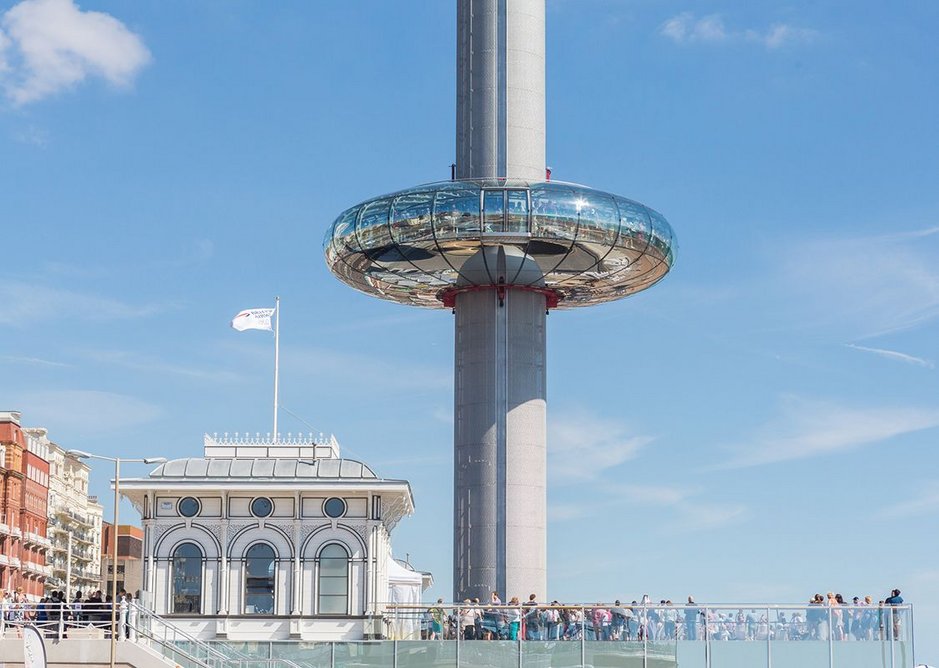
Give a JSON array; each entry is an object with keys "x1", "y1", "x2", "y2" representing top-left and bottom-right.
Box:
[
  {"x1": 453, "y1": 0, "x2": 547, "y2": 602},
  {"x1": 456, "y1": 0, "x2": 545, "y2": 181}
]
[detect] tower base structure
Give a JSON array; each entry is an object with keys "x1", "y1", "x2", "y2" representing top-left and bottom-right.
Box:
[{"x1": 453, "y1": 284, "x2": 546, "y2": 602}]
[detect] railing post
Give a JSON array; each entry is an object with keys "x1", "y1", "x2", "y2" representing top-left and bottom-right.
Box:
[
  {"x1": 889, "y1": 609, "x2": 895, "y2": 668},
  {"x1": 909, "y1": 605, "x2": 915, "y2": 668},
  {"x1": 580, "y1": 606, "x2": 585, "y2": 668},
  {"x1": 330, "y1": 641, "x2": 335, "y2": 668},
  {"x1": 642, "y1": 605, "x2": 648, "y2": 668},
  {"x1": 58, "y1": 603, "x2": 65, "y2": 641},
  {"x1": 828, "y1": 607, "x2": 834, "y2": 668},
  {"x1": 518, "y1": 625, "x2": 523, "y2": 668},
  {"x1": 704, "y1": 607, "x2": 711, "y2": 668},
  {"x1": 455, "y1": 606, "x2": 461, "y2": 668},
  {"x1": 393, "y1": 638, "x2": 398, "y2": 668},
  {"x1": 766, "y1": 607, "x2": 771, "y2": 668}
]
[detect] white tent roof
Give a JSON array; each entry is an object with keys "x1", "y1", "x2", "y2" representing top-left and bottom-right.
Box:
[{"x1": 387, "y1": 558, "x2": 424, "y2": 585}]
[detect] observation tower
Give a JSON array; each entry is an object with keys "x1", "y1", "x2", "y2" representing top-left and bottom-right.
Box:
[{"x1": 324, "y1": 0, "x2": 675, "y2": 602}]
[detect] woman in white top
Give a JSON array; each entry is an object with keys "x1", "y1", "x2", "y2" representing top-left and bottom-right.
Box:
[{"x1": 459, "y1": 599, "x2": 478, "y2": 640}]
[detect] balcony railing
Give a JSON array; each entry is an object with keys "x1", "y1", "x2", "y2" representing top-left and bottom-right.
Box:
[
  {"x1": 377, "y1": 602, "x2": 915, "y2": 668},
  {"x1": 24, "y1": 530, "x2": 53, "y2": 548}
]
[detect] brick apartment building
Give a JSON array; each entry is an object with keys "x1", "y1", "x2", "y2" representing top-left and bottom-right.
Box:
[
  {"x1": 101, "y1": 523, "x2": 144, "y2": 596},
  {"x1": 0, "y1": 410, "x2": 51, "y2": 599}
]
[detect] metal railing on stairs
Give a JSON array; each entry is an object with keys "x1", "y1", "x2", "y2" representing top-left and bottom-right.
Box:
[{"x1": 130, "y1": 603, "x2": 303, "y2": 668}]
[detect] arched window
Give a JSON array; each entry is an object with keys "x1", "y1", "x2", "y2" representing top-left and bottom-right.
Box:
[
  {"x1": 245, "y1": 543, "x2": 276, "y2": 614},
  {"x1": 318, "y1": 543, "x2": 349, "y2": 614},
  {"x1": 171, "y1": 543, "x2": 202, "y2": 614}
]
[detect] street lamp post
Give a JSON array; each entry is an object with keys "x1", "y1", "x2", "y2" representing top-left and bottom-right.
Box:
[{"x1": 68, "y1": 450, "x2": 166, "y2": 668}]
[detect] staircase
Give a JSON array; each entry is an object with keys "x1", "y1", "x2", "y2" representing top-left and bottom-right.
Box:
[{"x1": 129, "y1": 603, "x2": 302, "y2": 668}]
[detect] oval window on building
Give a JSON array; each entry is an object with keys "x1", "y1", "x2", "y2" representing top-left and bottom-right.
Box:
[
  {"x1": 323, "y1": 497, "x2": 346, "y2": 518},
  {"x1": 251, "y1": 497, "x2": 274, "y2": 518},
  {"x1": 178, "y1": 497, "x2": 200, "y2": 518}
]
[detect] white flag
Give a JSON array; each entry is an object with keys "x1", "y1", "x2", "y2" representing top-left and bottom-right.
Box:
[{"x1": 231, "y1": 308, "x2": 275, "y2": 332}]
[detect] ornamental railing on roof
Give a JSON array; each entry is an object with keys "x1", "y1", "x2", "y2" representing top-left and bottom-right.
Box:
[{"x1": 204, "y1": 432, "x2": 339, "y2": 447}]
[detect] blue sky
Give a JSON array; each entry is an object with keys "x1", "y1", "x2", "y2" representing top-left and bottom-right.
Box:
[{"x1": 1, "y1": 0, "x2": 938, "y2": 660}]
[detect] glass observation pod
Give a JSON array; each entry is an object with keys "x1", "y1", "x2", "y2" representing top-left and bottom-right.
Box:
[{"x1": 324, "y1": 179, "x2": 676, "y2": 309}]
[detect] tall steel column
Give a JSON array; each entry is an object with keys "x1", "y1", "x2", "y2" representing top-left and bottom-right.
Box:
[{"x1": 453, "y1": 0, "x2": 547, "y2": 602}]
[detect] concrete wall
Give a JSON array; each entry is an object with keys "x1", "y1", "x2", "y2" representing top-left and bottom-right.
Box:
[{"x1": 0, "y1": 638, "x2": 174, "y2": 668}]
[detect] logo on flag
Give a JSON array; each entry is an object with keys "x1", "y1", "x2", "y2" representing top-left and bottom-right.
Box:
[{"x1": 231, "y1": 308, "x2": 275, "y2": 332}]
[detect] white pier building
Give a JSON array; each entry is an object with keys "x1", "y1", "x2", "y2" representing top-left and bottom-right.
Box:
[{"x1": 119, "y1": 433, "x2": 429, "y2": 641}]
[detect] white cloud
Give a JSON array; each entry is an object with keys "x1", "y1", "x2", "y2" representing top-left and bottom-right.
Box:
[
  {"x1": 0, "y1": 0, "x2": 150, "y2": 105},
  {"x1": 758, "y1": 23, "x2": 819, "y2": 49},
  {"x1": 11, "y1": 389, "x2": 161, "y2": 435},
  {"x1": 718, "y1": 396, "x2": 939, "y2": 469},
  {"x1": 877, "y1": 483, "x2": 939, "y2": 519},
  {"x1": 846, "y1": 344, "x2": 934, "y2": 369},
  {"x1": 550, "y1": 482, "x2": 747, "y2": 532},
  {"x1": 548, "y1": 409, "x2": 653, "y2": 484},
  {"x1": 12, "y1": 123, "x2": 49, "y2": 145},
  {"x1": 0, "y1": 354, "x2": 70, "y2": 367},
  {"x1": 660, "y1": 12, "x2": 816, "y2": 49},
  {"x1": 778, "y1": 232, "x2": 939, "y2": 338},
  {"x1": 0, "y1": 281, "x2": 172, "y2": 326}
]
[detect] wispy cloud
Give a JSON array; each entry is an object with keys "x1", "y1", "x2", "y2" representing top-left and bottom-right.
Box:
[
  {"x1": 717, "y1": 396, "x2": 939, "y2": 469},
  {"x1": 0, "y1": 354, "x2": 71, "y2": 367},
  {"x1": 846, "y1": 343, "x2": 934, "y2": 369},
  {"x1": 12, "y1": 123, "x2": 49, "y2": 146},
  {"x1": 83, "y1": 350, "x2": 241, "y2": 382},
  {"x1": 548, "y1": 409, "x2": 654, "y2": 484},
  {"x1": 659, "y1": 12, "x2": 817, "y2": 49},
  {"x1": 772, "y1": 229, "x2": 939, "y2": 339},
  {"x1": 0, "y1": 281, "x2": 173, "y2": 326},
  {"x1": 0, "y1": 0, "x2": 151, "y2": 105},
  {"x1": 877, "y1": 482, "x2": 939, "y2": 519},
  {"x1": 550, "y1": 482, "x2": 747, "y2": 532},
  {"x1": 9, "y1": 389, "x2": 161, "y2": 435}
]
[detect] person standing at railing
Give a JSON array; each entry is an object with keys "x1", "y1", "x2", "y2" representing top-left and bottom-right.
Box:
[
  {"x1": 485, "y1": 591, "x2": 504, "y2": 638},
  {"x1": 428, "y1": 599, "x2": 445, "y2": 640},
  {"x1": 684, "y1": 597, "x2": 699, "y2": 641},
  {"x1": 610, "y1": 600, "x2": 628, "y2": 641},
  {"x1": 523, "y1": 594, "x2": 542, "y2": 640},
  {"x1": 507, "y1": 597, "x2": 522, "y2": 640},
  {"x1": 459, "y1": 599, "x2": 478, "y2": 640},
  {"x1": 10, "y1": 588, "x2": 28, "y2": 624},
  {"x1": 664, "y1": 601, "x2": 678, "y2": 640},
  {"x1": 590, "y1": 604, "x2": 607, "y2": 640},
  {"x1": 830, "y1": 593, "x2": 845, "y2": 640},
  {"x1": 544, "y1": 601, "x2": 561, "y2": 640},
  {"x1": 885, "y1": 589, "x2": 904, "y2": 640},
  {"x1": 87, "y1": 589, "x2": 104, "y2": 624},
  {"x1": 807, "y1": 594, "x2": 825, "y2": 640},
  {"x1": 861, "y1": 596, "x2": 876, "y2": 640},
  {"x1": 72, "y1": 591, "x2": 84, "y2": 624}
]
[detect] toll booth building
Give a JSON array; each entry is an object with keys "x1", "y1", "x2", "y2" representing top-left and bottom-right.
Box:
[{"x1": 119, "y1": 434, "x2": 428, "y2": 641}]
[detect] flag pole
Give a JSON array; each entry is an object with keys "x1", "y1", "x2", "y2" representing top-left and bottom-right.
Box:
[{"x1": 273, "y1": 296, "x2": 280, "y2": 442}]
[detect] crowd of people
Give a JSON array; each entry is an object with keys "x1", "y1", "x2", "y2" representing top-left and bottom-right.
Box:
[
  {"x1": 418, "y1": 590, "x2": 908, "y2": 643},
  {"x1": 0, "y1": 586, "x2": 140, "y2": 638}
]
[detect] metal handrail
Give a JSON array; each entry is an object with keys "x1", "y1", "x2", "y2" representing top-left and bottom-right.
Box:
[{"x1": 129, "y1": 602, "x2": 303, "y2": 668}]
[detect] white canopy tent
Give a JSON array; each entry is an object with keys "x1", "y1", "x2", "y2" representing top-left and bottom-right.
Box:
[{"x1": 386, "y1": 557, "x2": 426, "y2": 639}]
